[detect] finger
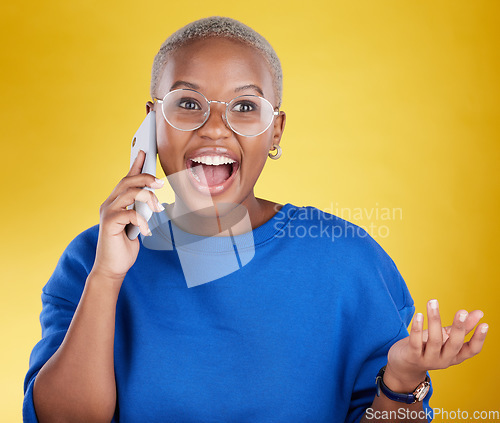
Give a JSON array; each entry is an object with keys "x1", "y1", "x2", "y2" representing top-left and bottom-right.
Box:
[
  {"x1": 127, "y1": 149, "x2": 146, "y2": 177},
  {"x1": 463, "y1": 310, "x2": 485, "y2": 335},
  {"x1": 408, "y1": 313, "x2": 424, "y2": 356},
  {"x1": 104, "y1": 173, "x2": 165, "y2": 209},
  {"x1": 441, "y1": 309, "x2": 468, "y2": 362},
  {"x1": 454, "y1": 323, "x2": 489, "y2": 365},
  {"x1": 100, "y1": 205, "x2": 149, "y2": 236},
  {"x1": 101, "y1": 149, "x2": 161, "y2": 208},
  {"x1": 111, "y1": 187, "x2": 164, "y2": 213},
  {"x1": 134, "y1": 188, "x2": 165, "y2": 213},
  {"x1": 423, "y1": 326, "x2": 449, "y2": 343},
  {"x1": 423, "y1": 299, "x2": 443, "y2": 359},
  {"x1": 112, "y1": 210, "x2": 151, "y2": 236}
]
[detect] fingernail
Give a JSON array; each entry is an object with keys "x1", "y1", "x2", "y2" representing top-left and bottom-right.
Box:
[
  {"x1": 157, "y1": 202, "x2": 165, "y2": 211},
  {"x1": 429, "y1": 299, "x2": 439, "y2": 310},
  {"x1": 154, "y1": 177, "x2": 164, "y2": 185},
  {"x1": 146, "y1": 228, "x2": 152, "y2": 236},
  {"x1": 459, "y1": 312, "x2": 468, "y2": 322},
  {"x1": 481, "y1": 324, "x2": 489, "y2": 334}
]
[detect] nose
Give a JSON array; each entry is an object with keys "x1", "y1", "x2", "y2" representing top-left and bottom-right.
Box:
[{"x1": 196, "y1": 101, "x2": 232, "y2": 139}]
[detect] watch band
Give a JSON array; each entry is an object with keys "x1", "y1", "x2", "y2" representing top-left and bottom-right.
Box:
[{"x1": 375, "y1": 365, "x2": 430, "y2": 404}]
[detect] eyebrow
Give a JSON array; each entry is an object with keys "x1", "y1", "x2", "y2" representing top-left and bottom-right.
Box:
[
  {"x1": 169, "y1": 81, "x2": 264, "y2": 97},
  {"x1": 170, "y1": 80, "x2": 200, "y2": 91},
  {"x1": 234, "y1": 84, "x2": 264, "y2": 97}
]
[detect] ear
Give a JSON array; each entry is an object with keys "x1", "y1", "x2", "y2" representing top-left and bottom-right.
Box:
[
  {"x1": 271, "y1": 110, "x2": 286, "y2": 147},
  {"x1": 146, "y1": 100, "x2": 155, "y2": 114}
]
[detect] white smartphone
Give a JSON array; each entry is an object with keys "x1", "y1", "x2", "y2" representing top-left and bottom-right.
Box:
[{"x1": 125, "y1": 111, "x2": 157, "y2": 240}]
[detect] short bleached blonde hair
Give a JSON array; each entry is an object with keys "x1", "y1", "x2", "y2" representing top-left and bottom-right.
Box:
[{"x1": 150, "y1": 16, "x2": 283, "y2": 107}]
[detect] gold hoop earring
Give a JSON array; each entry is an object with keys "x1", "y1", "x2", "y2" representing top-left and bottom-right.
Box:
[{"x1": 268, "y1": 144, "x2": 282, "y2": 160}]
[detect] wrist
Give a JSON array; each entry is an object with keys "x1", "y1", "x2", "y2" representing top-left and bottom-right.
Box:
[
  {"x1": 384, "y1": 362, "x2": 428, "y2": 393},
  {"x1": 88, "y1": 268, "x2": 125, "y2": 292}
]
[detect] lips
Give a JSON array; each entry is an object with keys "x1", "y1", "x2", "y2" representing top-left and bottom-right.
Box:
[{"x1": 185, "y1": 147, "x2": 240, "y2": 195}]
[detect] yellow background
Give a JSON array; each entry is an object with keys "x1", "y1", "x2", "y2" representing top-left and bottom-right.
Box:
[{"x1": 1, "y1": 0, "x2": 499, "y2": 421}]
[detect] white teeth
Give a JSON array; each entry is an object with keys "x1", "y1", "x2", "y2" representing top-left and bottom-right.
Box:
[{"x1": 190, "y1": 155, "x2": 236, "y2": 165}]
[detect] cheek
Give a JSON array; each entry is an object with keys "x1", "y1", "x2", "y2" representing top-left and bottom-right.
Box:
[
  {"x1": 156, "y1": 119, "x2": 190, "y2": 174},
  {"x1": 240, "y1": 135, "x2": 273, "y2": 178},
  {"x1": 246, "y1": 133, "x2": 274, "y2": 160}
]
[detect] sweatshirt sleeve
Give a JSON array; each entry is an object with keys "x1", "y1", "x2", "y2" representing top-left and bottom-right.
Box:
[
  {"x1": 23, "y1": 225, "x2": 99, "y2": 422},
  {"x1": 344, "y1": 264, "x2": 434, "y2": 423}
]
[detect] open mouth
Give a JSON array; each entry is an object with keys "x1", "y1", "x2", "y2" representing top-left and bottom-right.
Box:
[{"x1": 186, "y1": 154, "x2": 240, "y2": 195}]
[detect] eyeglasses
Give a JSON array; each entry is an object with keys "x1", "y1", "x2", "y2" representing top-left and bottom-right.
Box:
[{"x1": 154, "y1": 88, "x2": 279, "y2": 137}]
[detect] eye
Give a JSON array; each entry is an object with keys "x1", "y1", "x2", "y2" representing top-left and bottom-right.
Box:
[
  {"x1": 177, "y1": 98, "x2": 202, "y2": 110},
  {"x1": 231, "y1": 100, "x2": 258, "y2": 113}
]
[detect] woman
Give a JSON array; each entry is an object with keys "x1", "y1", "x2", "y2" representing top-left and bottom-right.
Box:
[{"x1": 23, "y1": 16, "x2": 488, "y2": 422}]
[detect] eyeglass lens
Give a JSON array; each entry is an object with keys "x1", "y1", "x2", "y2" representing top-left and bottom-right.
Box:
[{"x1": 161, "y1": 89, "x2": 275, "y2": 136}]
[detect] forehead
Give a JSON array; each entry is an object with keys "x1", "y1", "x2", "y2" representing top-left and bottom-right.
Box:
[{"x1": 157, "y1": 38, "x2": 275, "y2": 101}]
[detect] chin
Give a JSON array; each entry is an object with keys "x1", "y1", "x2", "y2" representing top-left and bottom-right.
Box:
[{"x1": 173, "y1": 188, "x2": 246, "y2": 219}]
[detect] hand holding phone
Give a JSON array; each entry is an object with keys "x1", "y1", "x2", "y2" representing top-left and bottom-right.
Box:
[{"x1": 90, "y1": 112, "x2": 163, "y2": 282}]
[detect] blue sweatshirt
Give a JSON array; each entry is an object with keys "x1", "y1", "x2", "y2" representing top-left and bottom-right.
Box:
[{"x1": 23, "y1": 203, "x2": 433, "y2": 422}]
